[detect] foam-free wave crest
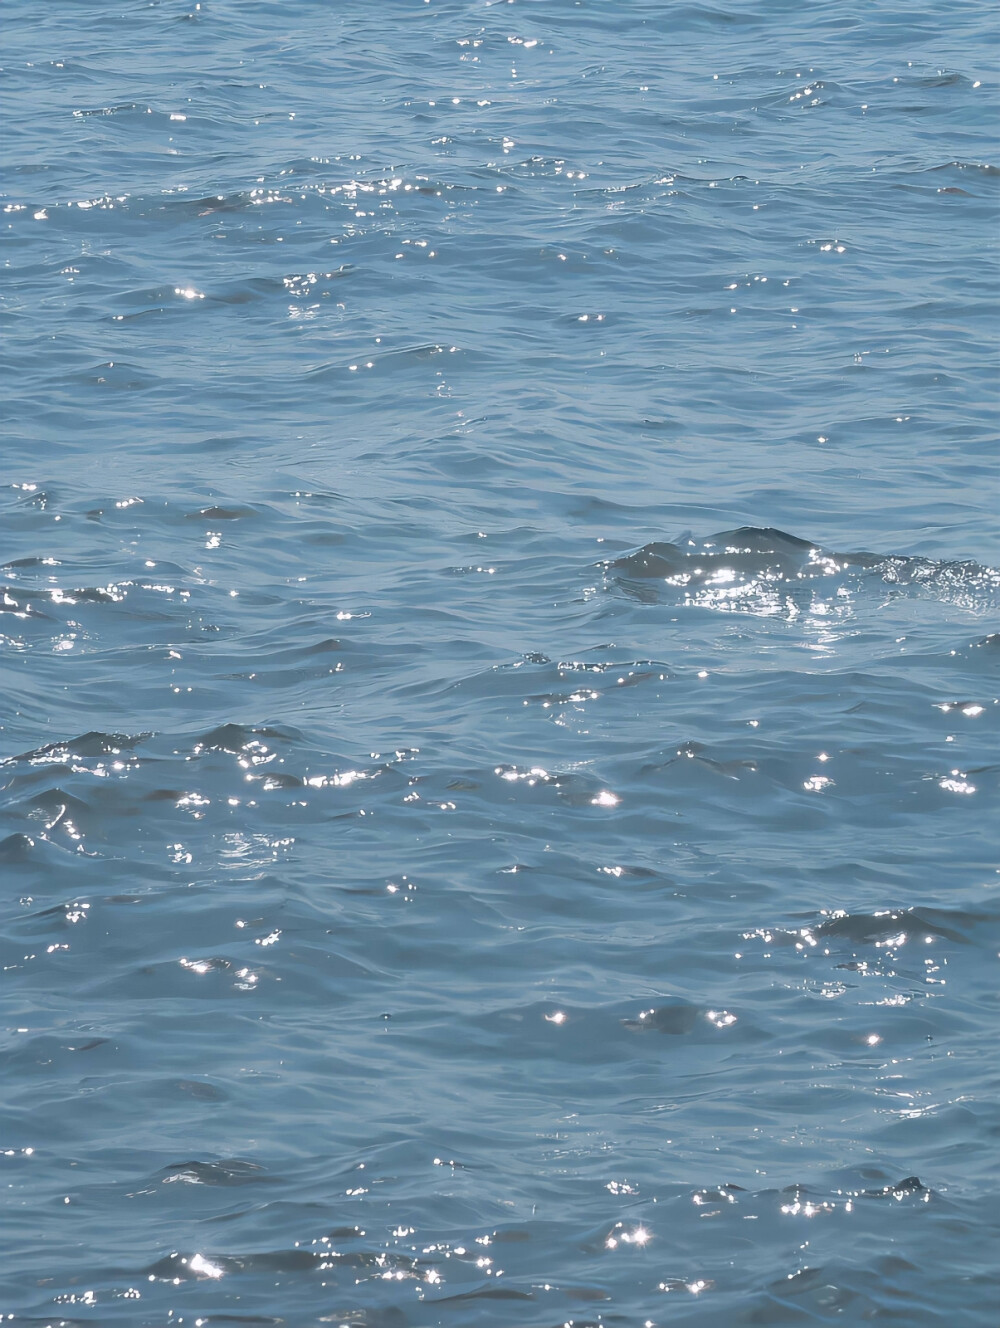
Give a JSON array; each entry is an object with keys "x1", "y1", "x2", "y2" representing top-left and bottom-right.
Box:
[{"x1": 606, "y1": 527, "x2": 1000, "y2": 617}]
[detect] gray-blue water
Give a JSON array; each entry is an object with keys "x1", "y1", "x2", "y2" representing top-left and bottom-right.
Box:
[{"x1": 2, "y1": 1, "x2": 999, "y2": 1323}]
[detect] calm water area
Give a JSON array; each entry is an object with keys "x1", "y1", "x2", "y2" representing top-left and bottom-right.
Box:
[{"x1": 1, "y1": 1, "x2": 999, "y2": 1323}]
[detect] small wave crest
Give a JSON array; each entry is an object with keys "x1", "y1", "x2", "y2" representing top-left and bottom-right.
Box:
[{"x1": 606, "y1": 526, "x2": 1000, "y2": 616}]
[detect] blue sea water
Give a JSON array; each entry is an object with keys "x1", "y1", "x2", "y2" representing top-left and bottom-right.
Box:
[{"x1": 1, "y1": 0, "x2": 999, "y2": 1323}]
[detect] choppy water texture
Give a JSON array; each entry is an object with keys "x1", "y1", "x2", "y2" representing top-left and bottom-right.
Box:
[{"x1": 2, "y1": 1, "x2": 999, "y2": 1324}]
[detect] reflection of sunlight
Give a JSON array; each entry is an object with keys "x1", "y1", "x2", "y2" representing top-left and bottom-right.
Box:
[
  {"x1": 606, "y1": 1224, "x2": 651, "y2": 1249},
  {"x1": 179, "y1": 958, "x2": 213, "y2": 975},
  {"x1": 706, "y1": 1009, "x2": 737, "y2": 1028},
  {"x1": 591, "y1": 789, "x2": 620, "y2": 807},
  {"x1": 659, "y1": 1276, "x2": 714, "y2": 1294},
  {"x1": 188, "y1": 1253, "x2": 224, "y2": 1279},
  {"x1": 939, "y1": 773, "x2": 976, "y2": 794},
  {"x1": 497, "y1": 765, "x2": 549, "y2": 784},
  {"x1": 780, "y1": 1199, "x2": 832, "y2": 1217}
]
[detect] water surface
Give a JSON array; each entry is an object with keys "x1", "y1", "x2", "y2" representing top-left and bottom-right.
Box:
[{"x1": 2, "y1": 1, "x2": 999, "y2": 1323}]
